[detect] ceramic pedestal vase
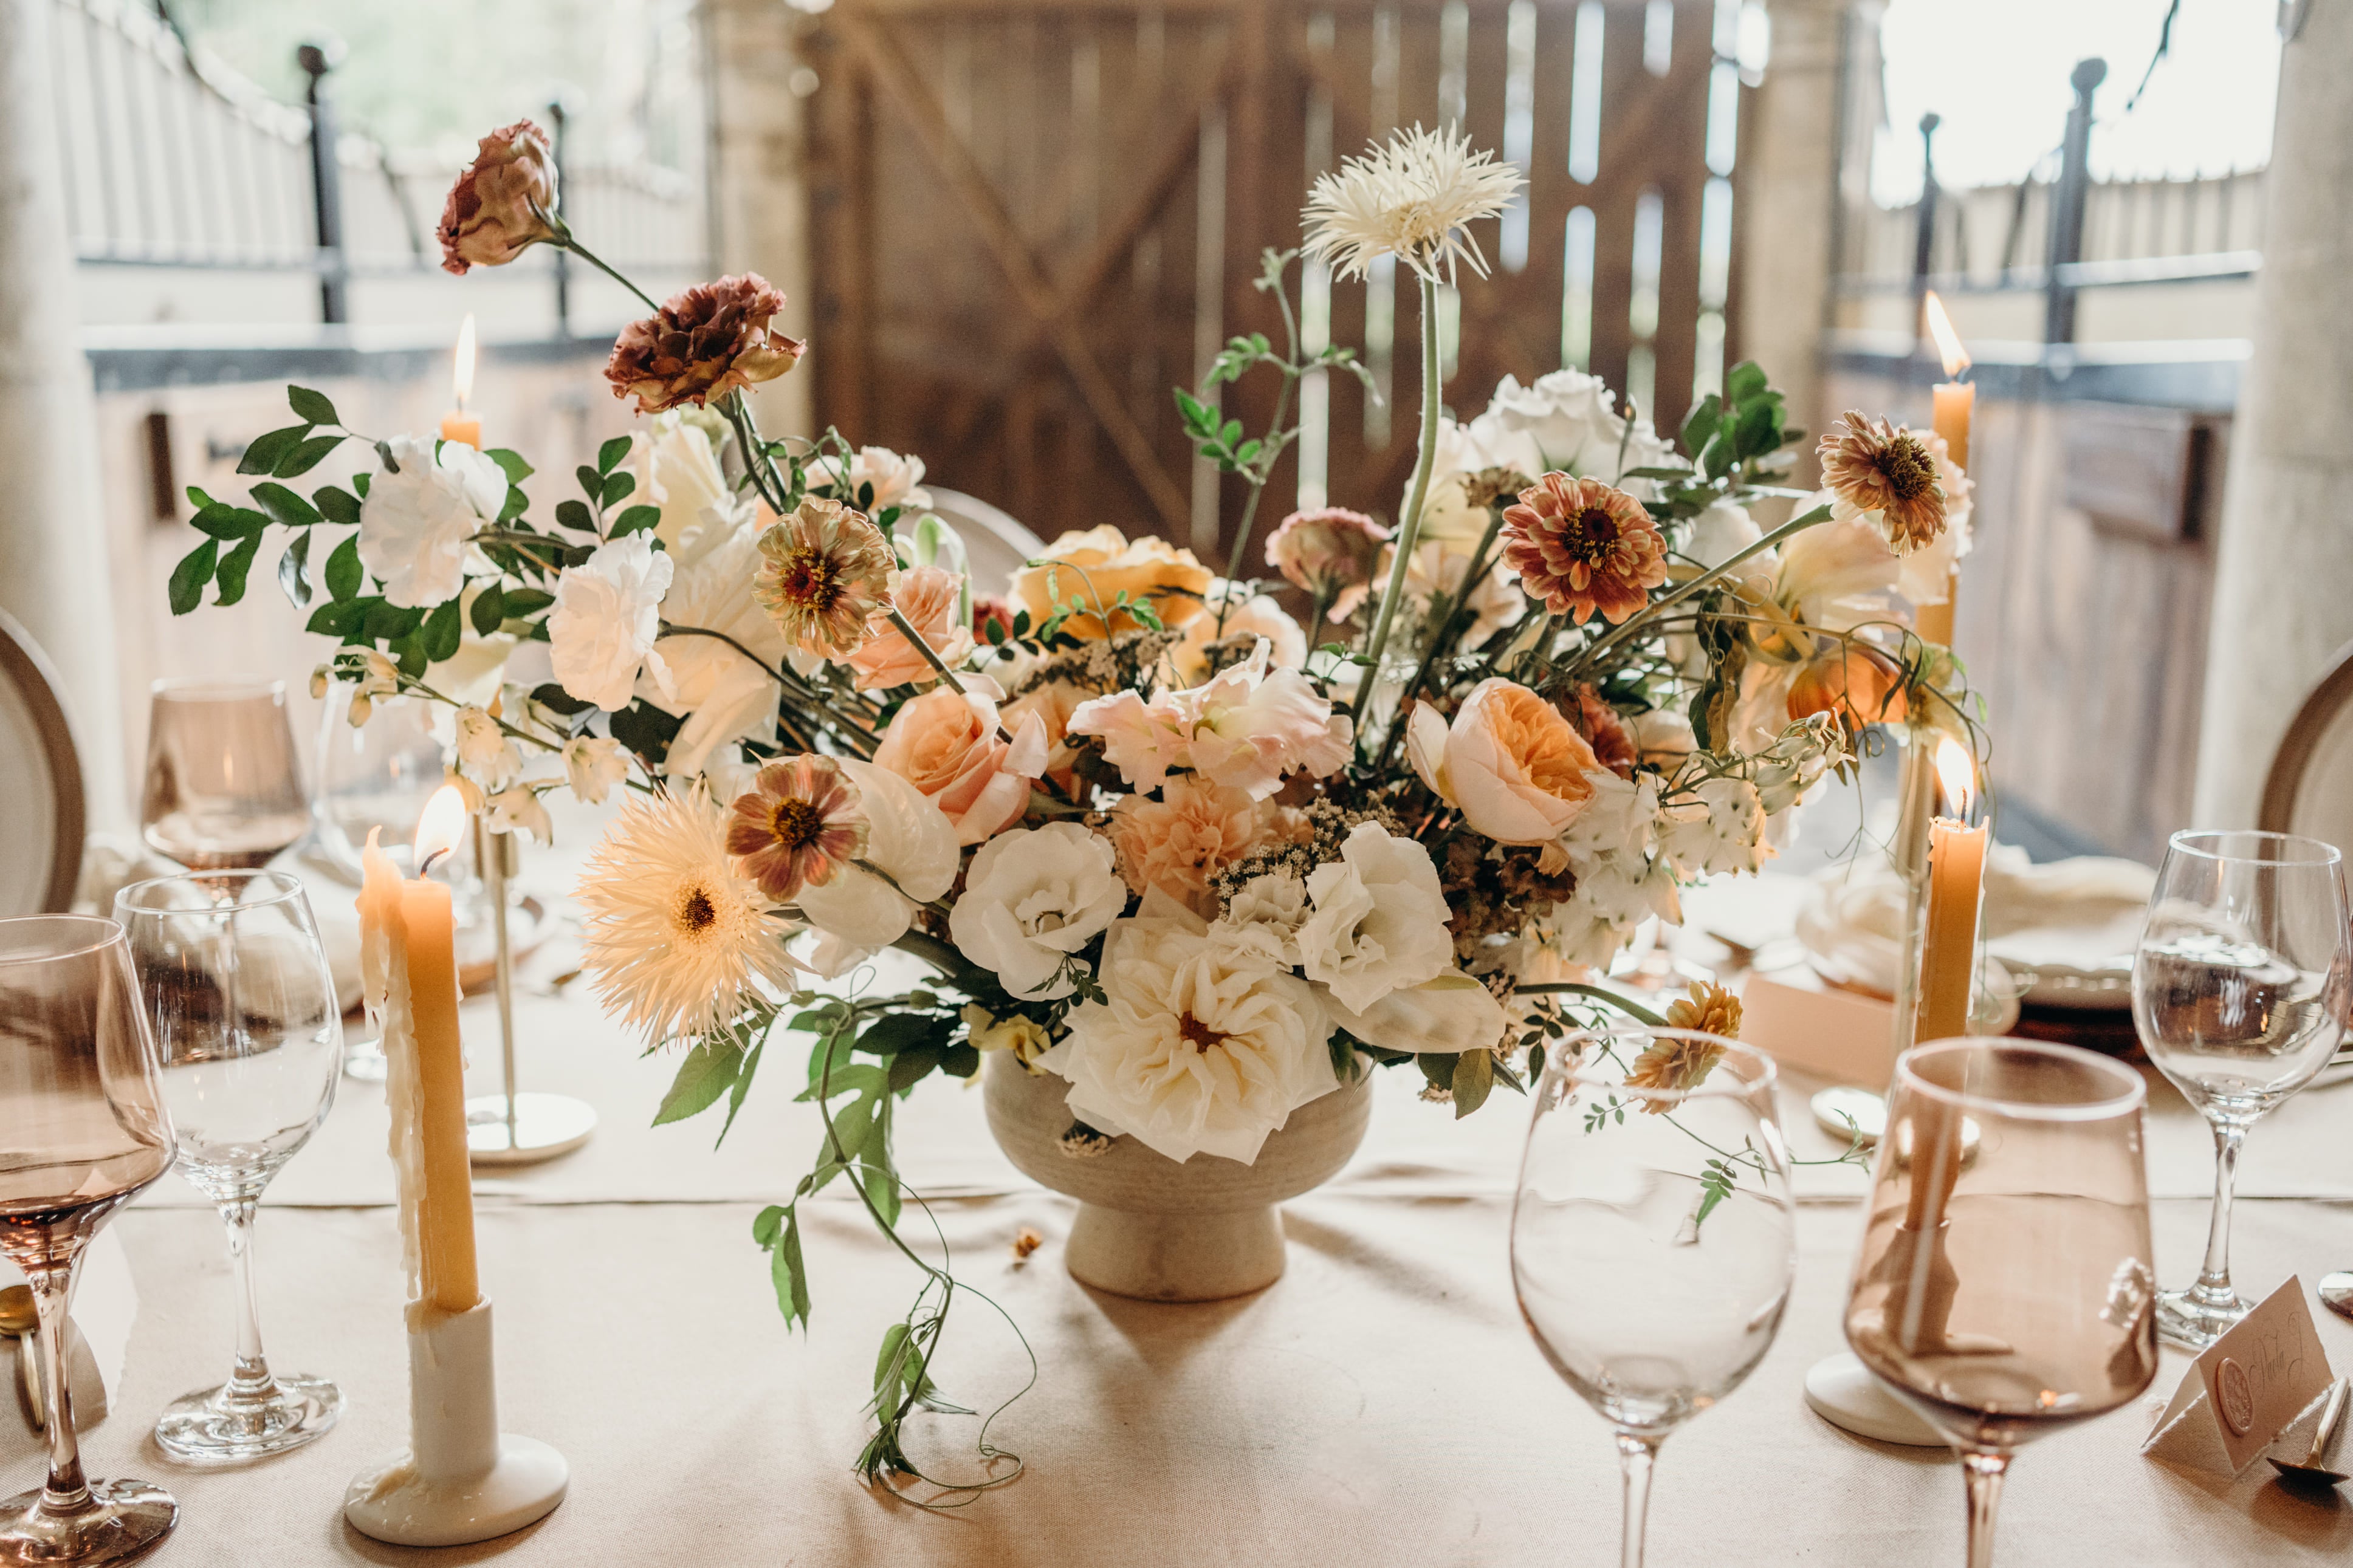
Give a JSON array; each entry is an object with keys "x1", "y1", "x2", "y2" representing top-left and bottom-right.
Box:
[{"x1": 981, "y1": 1050, "x2": 1375, "y2": 1303}]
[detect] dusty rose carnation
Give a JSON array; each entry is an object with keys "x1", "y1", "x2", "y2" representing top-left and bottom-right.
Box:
[
  {"x1": 1500, "y1": 473, "x2": 1668, "y2": 626},
  {"x1": 438, "y1": 121, "x2": 560, "y2": 275},
  {"x1": 1105, "y1": 776, "x2": 1274, "y2": 920},
  {"x1": 846, "y1": 565, "x2": 977, "y2": 691},
  {"x1": 726, "y1": 755, "x2": 867, "y2": 903},
  {"x1": 605, "y1": 273, "x2": 806, "y2": 414},
  {"x1": 1265, "y1": 507, "x2": 1390, "y2": 620},
  {"x1": 752, "y1": 498, "x2": 898, "y2": 662},
  {"x1": 1570, "y1": 684, "x2": 1638, "y2": 780},
  {"x1": 972, "y1": 595, "x2": 1017, "y2": 644},
  {"x1": 1817, "y1": 411, "x2": 1947, "y2": 555}
]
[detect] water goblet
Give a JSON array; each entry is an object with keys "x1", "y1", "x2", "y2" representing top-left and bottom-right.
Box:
[
  {"x1": 0, "y1": 916, "x2": 179, "y2": 1564},
  {"x1": 2132, "y1": 830, "x2": 2351, "y2": 1347},
  {"x1": 140, "y1": 679, "x2": 310, "y2": 880},
  {"x1": 115, "y1": 871, "x2": 345, "y2": 1460},
  {"x1": 1513, "y1": 1028, "x2": 1796, "y2": 1568},
  {"x1": 1845, "y1": 1038, "x2": 2155, "y2": 1568}
]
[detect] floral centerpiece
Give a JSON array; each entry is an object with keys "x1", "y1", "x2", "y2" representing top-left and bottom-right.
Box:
[{"x1": 167, "y1": 121, "x2": 1977, "y2": 1496}]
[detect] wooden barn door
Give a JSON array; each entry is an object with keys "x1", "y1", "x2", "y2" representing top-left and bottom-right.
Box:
[{"x1": 799, "y1": 0, "x2": 1736, "y2": 577}]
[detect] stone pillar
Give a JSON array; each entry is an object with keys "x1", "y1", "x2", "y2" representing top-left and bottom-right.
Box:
[
  {"x1": 704, "y1": 0, "x2": 814, "y2": 440},
  {"x1": 0, "y1": 0, "x2": 128, "y2": 829},
  {"x1": 1738, "y1": 0, "x2": 1857, "y2": 485},
  {"x1": 2191, "y1": 5, "x2": 2353, "y2": 827}
]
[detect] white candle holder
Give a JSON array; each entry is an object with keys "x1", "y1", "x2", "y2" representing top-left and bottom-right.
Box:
[{"x1": 343, "y1": 1299, "x2": 567, "y2": 1547}]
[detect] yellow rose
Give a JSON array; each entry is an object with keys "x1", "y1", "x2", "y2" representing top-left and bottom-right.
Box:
[
  {"x1": 1008, "y1": 526, "x2": 1214, "y2": 642},
  {"x1": 961, "y1": 1004, "x2": 1053, "y2": 1072}
]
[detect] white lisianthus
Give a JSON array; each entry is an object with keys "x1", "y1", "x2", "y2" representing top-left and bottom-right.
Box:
[
  {"x1": 1771, "y1": 497, "x2": 1903, "y2": 634},
  {"x1": 548, "y1": 533, "x2": 675, "y2": 713},
  {"x1": 1659, "y1": 776, "x2": 1770, "y2": 877},
  {"x1": 483, "y1": 786, "x2": 553, "y2": 844},
  {"x1": 947, "y1": 823, "x2": 1127, "y2": 1001},
  {"x1": 1479, "y1": 370, "x2": 1672, "y2": 491},
  {"x1": 452, "y1": 705, "x2": 521, "y2": 793},
  {"x1": 563, "y1": 736, "x2": 628, "y2": 806},
  {"x1": 792, "y1": 758, "x2": 957, "y2": 951},
  {"x1": 638, "y1": 515, "x2": 790, "y2": 779},
  {"x1": 1295, "y1": 822, "x2": 1454, "y2": 1013},
  {"x1": 1414, "y1": 413, "x2": 1543, "y2": 543},
  {"x1": 1042, "y1": 908, "x2": 1335, "y2": 1164},
  {"x1": 1211, "y1": 871, "x2": 1313, "y2": 968},
  {"x1": 357, "y1": 436, "x2": 509, "y2": 608}
]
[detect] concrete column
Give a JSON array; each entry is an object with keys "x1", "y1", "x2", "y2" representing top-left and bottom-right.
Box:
[
  {"x1": 2191, "y1": 5, "x2": 2353, "y2": 827},
  {"x1": 0, "y1": 0, "x2": 128, "y2": 828},
  {"x1": 704, "y1": 0, "x2": 814, "y2": 440},
  {"x1": 1737, "y1": 0, "x2": 1857, "y2": 485}
]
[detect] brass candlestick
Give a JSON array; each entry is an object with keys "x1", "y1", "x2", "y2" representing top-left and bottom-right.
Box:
[{"x1": 464, "y1": 820, "x2": 597, "y2": 1165}]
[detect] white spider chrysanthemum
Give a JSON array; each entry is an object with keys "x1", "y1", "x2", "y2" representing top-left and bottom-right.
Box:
[
  {"x1": 1302, "y1": 124, "x2": 1525, "y2": 284},
  {"x1": 576, "y1": 785, "x2": 802, "y2": 1045}
]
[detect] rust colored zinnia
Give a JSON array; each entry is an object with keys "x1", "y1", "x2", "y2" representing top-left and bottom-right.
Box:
[
  {"x1": 1817, "y1": 410, "x2": 1947, "y2": 554},
  {"x1": 726, "y1": 755, "x2": 868, "y2": 903},
  {"x1": 751, "y1": 498, "x2": 898, "y2": 661},
  {"x1": 1568, "y1": 683, "x2": 1638, "y2": 779},
  {"x1": 438, "y1": 120, "x2": 561, "y2": 275},
  {"x1": 605, "y1": 273, "x2": 806, "y2": 414},
  {"x1": 1499, "y1": 473, "x2": 1668, "y2": 626}
]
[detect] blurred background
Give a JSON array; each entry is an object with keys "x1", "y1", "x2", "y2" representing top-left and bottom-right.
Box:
[{"x1": 0, "y1": 0, "x2": 2331, "y2": 869}]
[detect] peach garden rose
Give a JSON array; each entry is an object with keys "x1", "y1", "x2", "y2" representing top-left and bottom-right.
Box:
[
  {"x1": 1407, "y1": 677, "x2": 1606, "y2": 854},
  {"x1": 871, "y1": 686, "x2": 1048, "y2": 846},
  {"x1": 1008, "y1": 526, "x2": 1214, "y2": 641}
]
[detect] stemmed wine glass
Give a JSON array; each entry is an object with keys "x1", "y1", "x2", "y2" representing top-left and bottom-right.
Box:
[
  {"x1": 140, "y1": 680, "x2": 310, "y2": 881},
  {"x1": 1513, "y1": 1028, "x2": 1796, "y2": 1568},
  {"x1": 0, "y1": 916, "x2": 178, "y2": 1564},
  {"x1": 1845, "y1": 1038, "x2": 2155, "y2": 1568},
  {"x1": 114, "y1": 872, "x2": 343, "y2": 1460},
  {"x1": 2132, "y1": 830, "x2": 2351, "y2": 1347}
]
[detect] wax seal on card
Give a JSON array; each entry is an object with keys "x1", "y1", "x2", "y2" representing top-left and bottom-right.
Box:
[{"x1": 2217, "y1": 1359, "x2": 2255, "y2": 1435}]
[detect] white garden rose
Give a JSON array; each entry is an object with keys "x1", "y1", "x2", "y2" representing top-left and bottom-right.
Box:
[
  {"x1": 1043, "y1": 906, "x2": 1335, "y2": 1164},
  {"x1": 947, "y1": 823, "x2": 1128, "y2": 1001},
  {"x1": 1296, "y1": 822, "x2": 1453, "y2": 1013},
  {"x1": 548, "y1": 533, "x2": 675, "y2": 713},
  {"x1": 562, "y1": 735, "x2": 628, "y2": 805},
  {"x1": 793, "y1": 758, "x2": 958, "y2": 951},
  {"x1": 1480, "y1": 369, "x2": 1672, "y2": 489},
  {"x1": 357, "y1": 435, "x2": 508, "y2": 608}
]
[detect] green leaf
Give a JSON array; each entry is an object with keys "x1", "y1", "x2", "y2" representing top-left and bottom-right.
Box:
[
  {"x1": 652, "y1": 1037, "x2": 745, "y2": 1125},
  {"x1": 757, "y1": 1204, "x2": 811, "y2": 1330},
  {"x1": 575, "y1": 464, "x2": 604, "y2": 501},
  {"x1": 468, "y1": 583, "x2": 507, "y2": 637},
  {"x1": 503, "y1": 588, "x2": 554, "y2": 616},
  {"x1": 167, "y1": 539, "x2": 218, "y2": 615},
  {"x1": 610, "y1": 504, "x2": 660, "y2": 538},
  {"x1": 496, "y1": 485, "x2": 529, "y2": 524},
  {"x1": 236, "y1": 424, "x2": 309, "y2": 476},
  {"x1": 1725, "y1": 360, "x2": 1768, "y2": 405},
  {"x1": 305, "y1": 597, "x2": 368, "y2": 637},
  {"x1": 609, "y1": 700, "x2": 683, "y2": 761},
  {"x1": 213, "y1": 532, "x2": 261, "y2": 606},
  {"x1": 529, "y1": 682, "x2": 594, "y2": 717},
  {"x1": 250, "y1": 481, "x2": 321, "y2": 529},
  {"x1": 1451, "y1": 1047, "x2": 1494, "y2": 1119},
  {"x1": 717, "y1": 1035, "x2": 766, "y2": 1146},
  {"x1": 313, "y1": 484, "x2": 363, "y2": 526},
  {"x1": 364, "y1": 600, "x2": 425, "y2": 642},
  {"x1": 188, "y1": 503, "x2": 263, "y2": 539},
  {"x1": 487, "y1": 447, "x2": 534, "y2": 484},
  {"x1": 600, "y1": 471, "x2": 637, "y2": 510},
  {"x1": 825, "y1": 1095, "x2": 875, "y2": 1165},
  {"x1": 855, "y1": 1013, "x2": 945, "y2": 1058},
  {"x1": 887, "y1": 1042, "x2": 944, "y2": 1095},
  {"x1": 1680, "y1": 393, "x2": 1722, "y2": 458},
  {"x1": 554, "y1": 499, "x2": 596, "y2": 533},
  {"x1": 1733, "y1": 398, "x2": 1781, "y2": 462},
  {"x1": 185, "y1": 485, "x2": 215, "y2": 512},
  {"x1": 872, "y1": 1322, "x2": 912, "y2": 1399},
  {"x1": 277, "y1": 530, "x2": 314, "y2": 609},
  {"x1": 858, "y1": 1097, "x2": 899, "y2": 1227},
  {"x1": 597, "y1": 435, "x2": 633, "y2": 475},
  {"x1": 325, "y1": 533, "x2": 363, "y2": 601},
  {"x1": 286, "y1": 385, "x2": 339, "y2": 426},
  {"x1": 422, "y1": 598, "x2": 464, "y2": 663},
  {"x1": 275, "y1": 433, "x2": 346, "y2": 478},
  {"x1": 937, "y1": 1042, "x2": 980, "y2": 1080}
]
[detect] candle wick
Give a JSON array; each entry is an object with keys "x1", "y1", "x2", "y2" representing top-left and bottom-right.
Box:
[{"x1": 421, "y1": 847, "x2": 451, "y2": 877}]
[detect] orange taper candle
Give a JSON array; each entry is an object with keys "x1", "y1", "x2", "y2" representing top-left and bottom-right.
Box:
[
  {"x1": 1915, "y1": 738, "x2": 1988, "y2": 1044},
  {"x1": 1916, "y1": 292, "x2": 1971, "y2": 646}
]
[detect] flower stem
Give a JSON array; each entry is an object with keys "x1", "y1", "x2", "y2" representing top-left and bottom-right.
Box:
[
  {"x1": 546, "y1": 218, "x2": 664, "y2": 313},
  {"x1": 886, "y1": 605, "x2": 968, "y2": 696},
  {"x1": 1567, "y1": 502, "x2": 1832, "y2": 680},
  {"x1": 1351, "y1": 273, "x2": 1442, "y2": 750},
  {"x1": 1375, "y1": 501, "x2": 1508, "y2": 772},
  {"x1": 1517, "y1": 982, "x2": 1670, "y2": 1029}
]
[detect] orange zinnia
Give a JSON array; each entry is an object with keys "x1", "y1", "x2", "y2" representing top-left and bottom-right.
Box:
[{"x1": 1500, "y1": 473, "x2": 1668, "y2": 626}]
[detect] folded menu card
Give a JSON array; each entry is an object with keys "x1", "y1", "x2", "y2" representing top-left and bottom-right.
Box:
[{"x1": 2143, "y1": 1277, "x2": 2334, "y2": 1476}]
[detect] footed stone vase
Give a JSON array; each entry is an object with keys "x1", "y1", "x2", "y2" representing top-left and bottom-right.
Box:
[{"x1": 981, "y1": 1049, "x2": 1375, "y2": 1303}]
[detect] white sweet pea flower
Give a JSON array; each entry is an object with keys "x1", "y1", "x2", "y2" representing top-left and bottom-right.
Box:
[
  {"x1": 1659, "y1": 775, "x2": 1770, "y2": 877},
  {"x1": 1070, "y1": 638, "x2": 1351, "y2": 800},
  {"x1": 947, "y1": 823, "x2": 1127, "y2": 1001},
  {"x1": 792, "y1": 758, "x2": 957, "y2": 951},
  {"x1": 483, "y1": 786, "x2": 553, "y2": 844},
  {"x1": 1296, "y1": 822, "x2": 1453, "y2": 1013},
  {"x1": 548, "y1": 533, "x2": 674, "y2": 713},
  {"x1": 357, "y1": 436, "x2": 508, "y2": 608},
  {"x1": 563, "y1": 736, "x2": 629, "y2": 805},
  {"x1": 1546, "y1": 854, "x2": 1681, "y2": 971},
  {"x1": 452, "y1": 705, "x2": 521, "y2": 793}
]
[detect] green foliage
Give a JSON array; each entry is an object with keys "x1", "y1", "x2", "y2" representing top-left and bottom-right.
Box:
[
  {"x1": 1450, "y1": 1047, "x2": 1495, "y2": 1118},
  {"x1": 276, "y1": 530, "x2": 313, "y2": 609}
]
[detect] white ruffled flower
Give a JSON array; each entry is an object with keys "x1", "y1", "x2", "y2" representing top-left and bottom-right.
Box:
[
  {"x1": 792, "y1": 758, "x2": 958, "y2": 953},
  {"x1": 1479, "y1": 370, "x2": 1672, "y2": 490},
  {"x1": 563, "y1": 736, "x2": 628, "y2": 805},
  {"x1": 627, "y1": 413, "x2": 738, "y2": 560},
  {"x1": 1295, "y1": 823, "x2": 1452, "y2": 1014},
  {"x1": 947, "y1": 823, "x2": 1128, "y2": 1001},
  {"x1": 1659, "y1": 776, "x2": 1770, "y2": 877},
  {"x1": 1070, "y1": 638, "x2": 1351, "y2": 801},
  {"x1": 1547, "y1": 853, "x2": 1681, "y2": 971},
  {"x1": 639, "y1": 515, "x2": 790, "y2": 779},
  {"x1": 357, "y1": 436, "x2": 508, "y2": 608},
  {"x1": 1212, "y1": 871, "x2": 1313, "y2": 968},
  {"x1": 840, "y1": 446, "x2": 933, "y2": 513},
  {"x1": 483, "y1": 786, "x2": 552, "y2": 844},
  {"x1": 452, "y1": 705, "x2": 521, "y2": 793},
  {"x1": 1042, "y1": 909, "x2": 1335, "y2": 1165},
  {"x1": 548, "y1": 533, "x2": 675, "y2": 713}
]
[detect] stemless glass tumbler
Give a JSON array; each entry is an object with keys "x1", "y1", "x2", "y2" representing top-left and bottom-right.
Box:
[
  {"x1": 1513, "y1": 1029, "x2": 1796, "y2": 1568},
  {"x1": 115, "y1": 872, "x2": 345, "y2": 1461},
  {"x1": 0, "y1": 917, "x2": 179, "y2": 1565},
  {"x1": 1845, "y1": 1039, "x2": 2155, "y2": 1568},
  {"x1": 2132, "y1": 830, "x2": 2352, "y2": 1347}
]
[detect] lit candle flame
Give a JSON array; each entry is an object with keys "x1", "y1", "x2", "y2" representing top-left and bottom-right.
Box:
[
  {"x1": 1934, "y1": 738, "x2": 1977, "y2": 818},
  {"x1": 414, "y1": 783, "x2": 471, "y2": 871},
  {"x1": 1923, "y1": 290, "x2": 1970, "y2": 379},
  {"x1": 452, "y1": 313, "x2": 477, "y2": 410}
]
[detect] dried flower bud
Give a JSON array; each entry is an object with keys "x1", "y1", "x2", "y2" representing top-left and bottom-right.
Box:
[{"x1": 437, "y1": 120, "x2": 560, "y2": 275}]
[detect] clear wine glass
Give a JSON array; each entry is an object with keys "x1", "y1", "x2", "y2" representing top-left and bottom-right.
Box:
[
  {"x1": 140, "y1": 679, "x2": 310, "y2": 882},
  {"x1": 114, "y1": 872, "x2": 343, "y2": 1461},
  {"x1": 312, "y1": 688, "x2": 444, "y2": 882},
  {"x1": 2132, "y1": 830, "x2": 2352, "y2": 1347},
  {"x1": 1513, "y1": 1028, "x2": 1796, "y2": 1568},
  {"x1": 1846, "y1": 1038, "x2": 2155, "y2": 1568},
  {"x1": 0, "y1": 916, "x2": 178, "y2": 1564}
]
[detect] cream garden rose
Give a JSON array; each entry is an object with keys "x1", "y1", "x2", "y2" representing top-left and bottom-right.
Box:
[
  {"x1": 356, "y1": 436, "x2": 508, "y2": 609},
  {"x1": 947, "y1": 823, "x2": 1127, "y2": 1000},
  {"x1": 1407, "y1": 678, "x2": 1605, "y2": 854},
  {"x1": 1295, "y1": 822, "x2": 1453, "y2": 1013}
]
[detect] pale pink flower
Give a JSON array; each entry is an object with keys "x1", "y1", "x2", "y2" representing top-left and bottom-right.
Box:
[
  {"x1": 1265, "y1": 507, "x2": 1390, "y2": 620},
  {"x1": 871, "y1": 686, "x2": 1049, "y2": 845},
  {"x1": 1069, "y1": 639, "x2": 1351, "y2": 801},
  {"x1": 845, "y1": 564, "x2": 976, "y2": 690},
  {"x1": 437, "y1": 120, "x2": 558, "y2": 275}
]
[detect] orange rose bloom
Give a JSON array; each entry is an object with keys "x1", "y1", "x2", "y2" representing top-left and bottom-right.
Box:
[{"x1": 1008, "y1": 526, "x2": 1214, "y2": 641}]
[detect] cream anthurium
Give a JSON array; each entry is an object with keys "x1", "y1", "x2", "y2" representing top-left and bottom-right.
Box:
[
  {"x1": 1295, "y1": 821, "x2": 1453, "y2": 1013},
  {"x1": 947, "y1": 823, "x2": 1127, "y2": 1001},
  {"x1": 792, "y1": 758, "x2": 957, "y2": 951},
  {"x1": 357, "y1": 435, "x2": 508, "y2": 608}
]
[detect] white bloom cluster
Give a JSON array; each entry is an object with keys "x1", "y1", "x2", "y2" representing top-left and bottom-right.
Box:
[{"x1": 357, "y1": 436, "x2": 509, "y2": 609}]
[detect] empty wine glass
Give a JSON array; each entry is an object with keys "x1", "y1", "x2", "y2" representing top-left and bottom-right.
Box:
[
  {"x1": 141, "y1": 680, "x2": 310, "y2": 882},
  {"x1": 312, "y1": 687, "x2": 444, "y2": 882},
  {"x1": 2133, "y1": 830, "x2": 2352, "y2": 1347},
  {"x1": 0, "y1": 916, "x2": 178, "y2": 1564},
  {"x1": 115, "y1": 872, "x2": 343, "y2": 1461},
  {"x1": 1846, "y1": 1038, "x2": 2154, "y2": 1568},
  {"x1": 1513, "y1": 1028, "x2": 1795, "y2": 1568}
]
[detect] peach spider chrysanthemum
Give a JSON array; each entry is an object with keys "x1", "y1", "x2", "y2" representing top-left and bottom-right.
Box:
[
  {"x1": 1499, "y1": 473, "x2": 1668, "y2": 626},
  {"x1": 1816, "y1": 410, "x2": 1948, "y2": 555},
  {"x1": 751, "y1": 496, "x2": 898, "y2": 660},
  {"x1": 726, "y1": 755, "x2": 869, "y2": 903}
]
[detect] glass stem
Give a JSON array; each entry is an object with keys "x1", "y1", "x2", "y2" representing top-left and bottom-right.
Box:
[
  {"x1": 27, "y1": 1264, "x2": 89, "y2": 1515},
  {"x1": 1615, "y1": 1433, "x2": 1660, "y2": 1568},
  {"x1": 2194, "y1": 1120, "x2": 2248, "y2": 1306},
  {"x1": 221, "y1": 1199, "x2": 277, "y2": 1399},
  {"x1": 1962, "y1": 1450, "x2": 2009, "y2": 1568}
]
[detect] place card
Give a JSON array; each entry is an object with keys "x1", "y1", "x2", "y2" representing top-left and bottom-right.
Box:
[
  {"x1": 1736, "y1": 967, "x2": 1896, "y2": 1086},
  {"x1": 2142, "y1": 1277, "x2": 2334, "y2": 1476}
]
